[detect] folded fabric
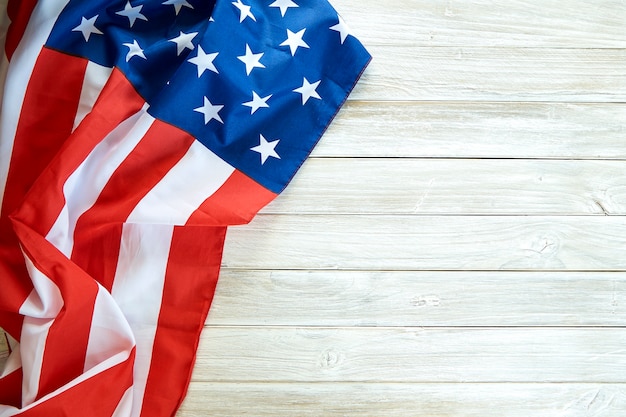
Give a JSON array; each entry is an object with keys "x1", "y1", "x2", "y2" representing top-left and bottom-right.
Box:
[{"x1": 0, "y1": 0, "x2": 370, "y2": 415}]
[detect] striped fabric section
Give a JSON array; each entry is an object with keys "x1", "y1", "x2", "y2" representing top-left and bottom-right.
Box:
[
  {"x1": 0, "y1": 47, "x2": 231, "y2": 416},
  {"x1": 0, "y1": 3, "x2": 228, "y2": 413},
  {"x1": 0, "y1": 3, "x2": 269, "y2": 415},
  {"x1": 0, "y1": 0, "x2": 370, "y2": 415}
]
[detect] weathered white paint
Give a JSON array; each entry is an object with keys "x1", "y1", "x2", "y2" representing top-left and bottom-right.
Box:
[
  {"x1": 223, "y1": 215, "x2": 626, "y2": 270},
  {"x1": 179, "y1": 382, "x2": 626, "y2": 417},
  {"x1": 265, "y1": 158, "x2": 626, "y2": 215},
  {"x1": 208, "y1": 270, "x2": 626, "y2": 327},
  {"x1": 332, "y1": 0, "x2": 626, "y2": 48},
  {"x1": 352, "y1": 46, "x2": 626, "y2": 102},
  {"x1": 155, "y1": 0, "x2": 626, "y2": 415},
  {"x1": 314, "y1": 102, "x2": 626, "y2": 159},
  {"x1": 192, "y1": 327, "x2": 626, "y2": 383}
]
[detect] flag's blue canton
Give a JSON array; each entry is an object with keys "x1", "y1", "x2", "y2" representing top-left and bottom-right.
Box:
[
  {"x1": 47, "y1": 0, "x2": 216, "y2": 99},
  {"x1": 46, "y1": 0, "x2": 370, "y2": 193}
]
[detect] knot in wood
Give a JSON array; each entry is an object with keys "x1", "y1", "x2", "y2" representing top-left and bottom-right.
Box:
[
  {"x1": 411, "y1": 295, "x2": 441, "y2": 307},
  {"x1": 318, "y1": 349, "x2": 343, "y2": 370}
]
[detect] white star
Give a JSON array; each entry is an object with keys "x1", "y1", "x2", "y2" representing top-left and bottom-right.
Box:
[
  {"x1": 330, "y1": 15, "x2": 351, "y2": 44},
  {"x1": 280, "y1": 28, "x2": 309, "y2": 56},
  {"x1": 194, "y1": 97, "x2": 224, "y2": 124},
  {"x1": 72, "y1": 15, "x2": 103, "y2": 42},
  {"x1": 188, "y1": 46, "x2": 219, "y2": 76},
  {"x1": 251, "y1": 134, "x2": 280, "y2": 165},
  {"x1": 232, "y1": 0, "x2": 256, "y2": 22},
  {"x1": 237, "y1": 44, "x2": 265, "y2": 75},
  {"x1": 243, "y1": 92, "x2": 272, "y2": 114},
  {"x1": 169, "y1": 31, "x2": 197, "y2": 55},
  {"x1": 116, "y1": 1, "x2": 148, "y2": 27},
  {"x1": 293, "y1": 77, "x2": 321, "y2": 104},
  {"x1": 269, "y1": 0, "x2": 298, "y2": 17},
  {"x1": 123, "y1": 40, "x2": 147, "y2": 62},
  {"x1": 162, "y1": 0, "x2": 194, "y2": 15}
]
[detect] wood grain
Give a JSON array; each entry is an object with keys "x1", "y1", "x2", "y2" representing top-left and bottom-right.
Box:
[
  {"x1": 223, "y1": 215, "x2": 626, "y2": 271},
  {"x1": 332, "y1": 0, "x2": 626, "y2": 48},
  {"x1": 193, "y1": 327, "x2": 626, "y2": 383},
  {"x1": 0, "y1": 330, "x2": 8, "y2": 372},
  {"x1": 177, "y1": 0, "x2": 626, "y2": 415},
  {"x1": 315, "y1": 101, "x2": 626, "y2": 159},
  {"x1": 265, "y1": 158, "x2": 626, "y2": 215},
  {"x1": 208, "y1": 270, "x2": 626, "y2": 327},
  {"x1": 352, "y1": 47, "x2": 626, "y2": 102},
  {"x1": 179, "y1": 383, "x2": 626, "y2": 417}
]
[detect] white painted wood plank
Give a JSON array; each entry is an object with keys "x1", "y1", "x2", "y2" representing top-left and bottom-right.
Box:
[
  {"x1": 0, "y1": 328, "x2": 8, "y2": 371},
  {"x1": 316, "y1": 101, "x2": 626, "y2": 159},
  {"x1": 176, "y1": 1, "x2": 626, "y2": 416},
  {"x1": 208, "y1": 270, "x2": 626, "y2": 327},
  {"x1": 178, "y1": 382, "x2": 626, "y2": 417},
  {"x1": 352, "y1": 47, "x2": 626, "y2": 102},
  {"x1": 267, "y1": 159, "x2": 626, "y2": 215},
  {"x1": 332, "y1": 0, "x2": 626, "y2": 48},
  {"x1": 223, "y1": 215, "x2": 626, "y2": 271},
  {"x1": 192, "y1": 327, "x2": 626, "y2": 383}
]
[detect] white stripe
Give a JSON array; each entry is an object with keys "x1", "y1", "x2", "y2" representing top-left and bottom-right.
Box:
[
  {"x1": 20, "y1": 318, "x2": 53, "y2": 406},
  {"x1": 0, "y1": 0, "x2": 11, "y2": 130},
  {"x1": 127, "y1": 141, "x2": 235, "y2": 224},
  {"x1": 19, "y1": 254, "x2": 64, "y2": 319},
  {"x1": 83, "y1": 284, "x2": 137, "y2": 373},
  {"x1": 0, "y1": 347, "x2": 135, "y2": 417},
  {"x1": 1, "y1": 269, "x2": 135, "y2": 416},
  {"x1": 111, "y1": 223, "x2": 174, "y2": 417},
  {"x1": 72, "y1": 61, "x2": 113, "y2": 130},
  {"x1": 18, "y1": 253, "x2": 64, "y2": 407},
  {"x1": 46, "y1": 106, "x2": 153, "y2": 256},
  {"x1": 0, "y1": 0, "x2": 70, "y2": 209}
]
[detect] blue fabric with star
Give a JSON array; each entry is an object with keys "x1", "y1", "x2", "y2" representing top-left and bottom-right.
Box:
[
  {"x1": 45, "y1": 0, "x2": 371, "y2": 194},
  {"x1": 47, "y1": 0, "x2": 216, "y2": 100}
]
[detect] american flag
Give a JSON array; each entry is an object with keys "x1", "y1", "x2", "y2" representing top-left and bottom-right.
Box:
[{"x1": 0, "y1": 0, "x2": 369, "y2": 415}]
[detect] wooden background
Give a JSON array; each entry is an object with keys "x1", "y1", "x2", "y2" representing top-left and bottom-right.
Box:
[
  {"x1": 178, "y1": 1, "x2": 626, "y2": 415},
  {"x1": 1, "y1": 0, "x2": 624, "y2": 415}
]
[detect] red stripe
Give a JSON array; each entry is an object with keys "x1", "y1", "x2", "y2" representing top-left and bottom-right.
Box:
[
  {"x1": 5, "y1": 0, "x2": 38, "y2": 60},
  {"x1": 1, "y1": 56, "x2": 142, "y2": 350},
  {"x1": 68, "y1": 223, "x2": 123, "y2": 294},
  {"x1": 15, "y1": 64, "x2": 146, "y2": 237},
  {"x1": 20, "y1": 349, "x2": 136, "y2": 417},
  {"x1": 0, "y1": 367, "x2": 22, "y2": 408},
  {"x1": 0, "y1": 48, "x2": 86, "y2": 327},
  {"x1": 1, "y1": 48, "x2": 85, "y2": 224},
  {"x1": 139, "y1": 226, "x2": 226, "y2": 417},
  {"x1": 187, "y1": 170, "x2": 277, "y2": 225},
  {"x1": 0, "y1": 257, "x2": 31, "y2": 317},
  {"x1": 70, "y1": 121, "x2": 195, "y2": 291},
  {"x1": 0, "y1": 311, "x2": 22, "y2": 342},
  {"x1": 10, "y1": 216, "x2": 99, "y2": 401}
]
